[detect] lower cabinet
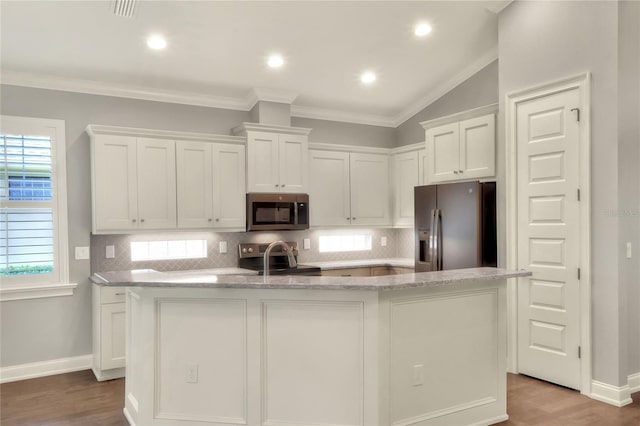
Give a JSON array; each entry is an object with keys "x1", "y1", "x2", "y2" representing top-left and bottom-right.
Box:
[
  {"x1": 322, "y1": 266, "x2": 414, "y2": 277},
  {"x1": 92, "y1": 284, "x2": 126, "y2": 381}
]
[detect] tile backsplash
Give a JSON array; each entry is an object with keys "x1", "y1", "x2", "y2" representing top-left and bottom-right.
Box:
[{"x1": 91, "y1": 228, "x2": 415, "y2": 273}]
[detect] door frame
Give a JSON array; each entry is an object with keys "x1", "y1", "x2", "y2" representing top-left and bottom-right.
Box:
[{"x1": 505, "y1": 73, "x2": 591, "y2": 394}]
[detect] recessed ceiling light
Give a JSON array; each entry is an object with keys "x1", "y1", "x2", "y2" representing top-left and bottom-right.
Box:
[
  {"x1": 267, "y1": 55, "x2": 284, "y2": 68},
  {"x1": 147, "y1": 35, "x2": 167, "y2": 50},
  {"x1": 415, "y1": 23, "x2": 432, "y2": 37},
  {"x1": 361, "y1": 71, "x2": 376, "y2": 84}
]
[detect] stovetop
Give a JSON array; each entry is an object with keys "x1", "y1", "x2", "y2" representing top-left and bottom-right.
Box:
[{"x1": 237, "y1": 242, "x2": 322, "y2": 276}]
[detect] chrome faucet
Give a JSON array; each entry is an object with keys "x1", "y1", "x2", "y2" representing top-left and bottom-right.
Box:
[{"x1": 263, "y1": 241, "x2": 297, "y2": 276}]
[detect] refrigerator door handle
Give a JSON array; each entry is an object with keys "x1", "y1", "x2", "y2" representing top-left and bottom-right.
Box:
[
  {"x1": 428, "y1": 209, "x2": 436, "y2": 267},
  {"x1": 436, "y1": 208, "x2": 443, "y2": 271},
  {"x1": 432, "y1": 209, "x2": 440, "y2": 271}
]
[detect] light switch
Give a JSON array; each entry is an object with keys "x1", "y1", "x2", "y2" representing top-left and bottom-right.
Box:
[
  {"x1": 381, "y1": 236, "x2": 387, "y2": 247},
  {"x1": 412, "y1": 364, "x2": 424, "y2": 386},
  {"x1": 75, "y1": 246, "x2": 90, "y2": 260},
  {"x1": 105, "y1": 245, "x2": 115, "y2": 259},
  {"x1": 219, "y1": 241, "x2": 228, "y2": 254},
  {"x1": 627, "y1": 242, "x2": 632, "y2": 259},
  {"x1": 303, "y1": 238, "x2": 311, "y2": 250}
]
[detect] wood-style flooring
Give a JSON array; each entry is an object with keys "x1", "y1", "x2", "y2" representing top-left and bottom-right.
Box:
[{"x1": 0, "y1": 370, "x2": 638, "y2": 425}]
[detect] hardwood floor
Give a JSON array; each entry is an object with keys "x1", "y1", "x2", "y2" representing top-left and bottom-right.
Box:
[{"x1": 1, "y1": 370, "x2": 638, "y2": 425}]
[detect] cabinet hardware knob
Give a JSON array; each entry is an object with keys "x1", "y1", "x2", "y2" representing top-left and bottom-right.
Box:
[
  {"x1": 141, "y1": 219, "x2": 145, "y2": 223},
  {"x1": 115, "y1": 293, "x2": 125, "y2": 296},
  {"x1": 459, "y1": 170, "x2": 463, "y2": 173},
  {"x1": 215, "y1": 218, "x2": 219, "y2": 222},
  {"x1": 132, "y1": 219, "x2": 137, "y2": 222},
  {"x1": 347, "y1": 217, "x2": 350, "y2": 220},
  {"x1": 275, "y1": 184, "x2": 279, "y2": 187},
  {"x1": 208, "y1": 218, "x2": 212, "y2": 222},
  {"x1": 453, "y1": 170, "x2": 459, "y2": 174},
  {"x1": 281, "y1": 184, "x2": 285, "y2": 187},
  {"x1": 353, "y1": 217, "x2": 356, "y2": 220}
]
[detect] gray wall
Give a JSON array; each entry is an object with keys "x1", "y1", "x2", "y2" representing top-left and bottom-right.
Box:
[
  {"x1": 499, "y1": 0, "x2": 636, "y2": 386},
  {"x1": 0, "y1": 85, "x2": 396, "y2": 368},
  {"x1": 395, "y1": 60, "x2": 499, "y2": 147},
  {"x1": 291, "y1": 116, "x2": 395, "y2": 148}
]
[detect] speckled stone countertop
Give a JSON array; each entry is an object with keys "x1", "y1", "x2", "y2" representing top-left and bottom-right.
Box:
[
  {"x1": 91, "y1": 267, "x2": 530, "y2": 291},
  {"x1": 302, "y1": 258, "x2": 414, "y2": 270}
]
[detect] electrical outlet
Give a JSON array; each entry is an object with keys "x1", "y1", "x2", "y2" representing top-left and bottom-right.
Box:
[
  {"x1": 75, "y1": 246, "x2": 90, "y2": 260},
  {"x1": 412, "y1": 364, "x2": 424, "y2": 386},
  {"x1": 627, "y1": 242, "x2": 632, "y2": 259},
  {"x1": 186, "y1": 364, "x2": 198, "y2": 383},
  {"x1": 303, "y1": 238, "x2": 311, "y2": 250},
  {"x1": 105, "y1": 245, "x2": 115, "y2": 259},
  {"x1": 381, "y1": 236, "x2": 387, "y2": 247},
  {"x1": 219, "y1": 241, "x2": 228, "y2": 254}
]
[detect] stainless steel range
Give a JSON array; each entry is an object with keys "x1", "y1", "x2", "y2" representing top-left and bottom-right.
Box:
[{"x1": 238, "y1": 241, "x2": 321, "y2": 276}]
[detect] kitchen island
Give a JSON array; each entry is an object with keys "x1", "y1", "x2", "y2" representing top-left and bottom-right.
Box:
[{"x1": 92, "y1": 268, "x2": 530, "y2": 426}]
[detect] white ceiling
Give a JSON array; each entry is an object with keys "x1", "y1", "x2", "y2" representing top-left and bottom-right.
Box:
[{"x1": 0, "y1": 1, "x2": 507, "y2": 127}]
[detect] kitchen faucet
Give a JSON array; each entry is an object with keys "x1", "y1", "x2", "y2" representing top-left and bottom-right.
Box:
[{"x1": 263, "y1": 241, "x2": 297, "y2": 276}]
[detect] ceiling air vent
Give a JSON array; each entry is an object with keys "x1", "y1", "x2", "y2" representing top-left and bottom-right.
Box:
[{"x1": 112, "y1": 0, "x2": 136, "y2": 18}]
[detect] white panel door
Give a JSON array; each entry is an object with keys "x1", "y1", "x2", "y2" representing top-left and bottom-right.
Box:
[
  {"x1": 93, "y1": 135, "x2": 138, "y2": 231},
  {"x1": 426, "y1": 123, "x2": 460, "y2": 183},
  {"x1": 393, "y1": 150, "x2": 419, "y2": 227},
  {"x1": 279, "y1": 133, "x2": 308, "y2": 193},
  {"x1": 212, "y1": 143, "x2": 246, "y2": 229},
  {"x1": 101, "y1": 302, "x2": 126, "y2": 370},
  {"x1": 176, "y1": 141, "x2": 213, "y2": 228},
  {"x1": 136, "y1": 138, "x2": 177, "y2": 229},
  {"x1": 350, "y1": 153, "x2": 390, "y2": 226},
  {"x1": 460, "y1": 114, "x2": 495, "y2": 179},
  {"x1": 516, "y1": 88, "x2": 581, "y2": 390},
  {"x1": 418, "y1": 149, "x2": 428, "y2": 186},
  {"x1": 309, "y1": 150, "x2": 351, "y2": 227},
  {"x1": 246, "y1": 131, "x2": 279, "y2": 193}
]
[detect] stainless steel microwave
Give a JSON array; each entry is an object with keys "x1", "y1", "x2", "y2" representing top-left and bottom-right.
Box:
[{"x1": 246, "y1": 193, "x2": 309, "y2": 231}]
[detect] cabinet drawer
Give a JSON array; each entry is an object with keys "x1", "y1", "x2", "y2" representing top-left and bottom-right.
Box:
[
  {"x1": 101, "y1": 286, "x2": 126, "y2": 304},
  {"x1": 322, "y1": 267, "x2": 371, "y2": 277}
]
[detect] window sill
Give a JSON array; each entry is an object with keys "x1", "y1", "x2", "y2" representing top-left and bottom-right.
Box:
[{"x1": 0, "y1": 283, "x2": 78, "y2": 302}]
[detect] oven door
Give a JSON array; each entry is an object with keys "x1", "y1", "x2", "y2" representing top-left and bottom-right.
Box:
[{"x1": 246, "y1": 193, "x2": 309, "y2": 231}]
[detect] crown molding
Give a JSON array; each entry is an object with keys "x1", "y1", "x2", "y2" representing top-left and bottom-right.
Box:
[
  {"x1": 392, "y1": 47, "x2": 499, "y2": 127},
  {"x1": 85, "y1": 124, "x2": 246, "y2": 144},
  {"x1": 419, "y1": 103, "x2": 498, "y2": 130},
  {"x1": 485, "y1": 1, "x2": 513, "y2": 15},
  {"x1": 232, "y1": 122, "x2": 312, "y2": 136},
  {"x1": 1, "y1": 69, "x2": 250, "y2": 111},
  {"x1": 291, "y1": 104, "x2": 396, "y2": 128},
  {"x1": 248, "y1": 87, "x2": 299, "y2": 109},
  {"x1": 309, "y1": 142, "x2": 391, "y2": 155},
  {"x1": 390, "y1": 142, "x2": 424, "y2": 155}
]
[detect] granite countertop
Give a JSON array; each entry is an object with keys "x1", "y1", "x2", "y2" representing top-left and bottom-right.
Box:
[
  {"x1": 91, "y1": 267, "x2": 530, "y2": 291},
  {"x1": 302, "y1": 258, "x2": 414, "y2": 270}
]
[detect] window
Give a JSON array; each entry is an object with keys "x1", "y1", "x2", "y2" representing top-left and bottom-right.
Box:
[
  {"x1": 319, "y1": 234, "x2": 372, "y2": 253},
  {"x1": 131, "y1": 239, "x2": 207, "y2": 262},
  {"x1": 0, "y1": 116, "x2": 74, "y2": 301}
]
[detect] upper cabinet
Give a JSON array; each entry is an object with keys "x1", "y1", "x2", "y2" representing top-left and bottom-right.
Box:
[
  {"x1": 91, "y1": 134, "x2": 176, "y2": 232},
  {"x1": 87, "y1": 125, "x2": 246, "y2": 234},
  {"x1": 392, "y1": 150, "x2": 420, "y2": 227},
  {"x1": 309, "y1": 146, "x2": 391, "y2": 227},
  {"x1": 233, "y1": 123, "x2": 311, "y2": 193},
  {"x1": 422, "y1": 105, "x2": 497, "y2": 184}
]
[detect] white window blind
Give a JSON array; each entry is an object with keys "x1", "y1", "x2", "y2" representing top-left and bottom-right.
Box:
[{"x1": 1, "y1": 134, "x2": 56, "y2": 276}]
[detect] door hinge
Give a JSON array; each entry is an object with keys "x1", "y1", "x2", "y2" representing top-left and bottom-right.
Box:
[
  {"x1": 578, "y1": 346, "x2": 582, "y2": 359},
  {"x1": 571, "y1": 107, "x2": 581, "y2": 122},
  {"x1": 577, "y1": 188, "x2": 581, "y2": 201},
  {"x1": 578, "y1": 268, "x2": 581, "y2": 280}
]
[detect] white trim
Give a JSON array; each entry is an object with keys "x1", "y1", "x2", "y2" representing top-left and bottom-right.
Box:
[
  {"x1": 291, "y1": 104, "x2": 396, "y2": 128},
  {"x1": 628, "y1": 372, "x2": 640, "y2": 393},
  {"x1": 419, "y1": 103, "x2": 498, "y2": 130},
  {"x1": 249, "y1": 87, "x2": 299, "y2": 108},
  {"x1": 485, "y1": 1, "x2": 513, "y2": 15},
  {"x1": 92, "y1": 366, "x2": 125, "y2": 382},
  {"x1": 393, "y1": 48, "x2": 499, "y2": 127},
  {"x1": 308, "y1": 142, "x2": 391, "y2": 155},
  {"x1": 590, "y1": 380, "x2": 633, "y2": 407},
  {"x1": 232, "y1": 122, "x2": 312, "y2": 136},
  {"x1": 0, "y1": 354, "x2": 92, "y2": 383},
  {"x1": 123, "y1": 408, "x2": 137, "y2": 426},
  {"x1": 505, "y1": 73, "x2": 592, "y2": 392},
  {"x1": 0, "y1": 282, "x2": 77, "y2": 302},
  {"x1": 85, "y1": 124, "x2": 246, "y2": 144},
  {"x1": 389, "y1": 142, "x2": 424, "y2": 155}
]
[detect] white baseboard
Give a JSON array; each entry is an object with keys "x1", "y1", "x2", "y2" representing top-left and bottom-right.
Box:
[
  {"x1": 0, "y1": 354, "x2": 92, "y2": 384},
  {"x1": 590, "y1": 380, "x2": 633, "y2": 407},
  {"x1": 629, "y1": 372, "x2": 640, "y2": 394},
  {"x1": 123, "y1": 407, "x2": 136, "y2": 426}
]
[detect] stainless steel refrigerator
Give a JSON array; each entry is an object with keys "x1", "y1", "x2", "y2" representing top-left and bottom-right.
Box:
[{"x1": 414, "y1": 181, "x2": 497, "y2": 272}]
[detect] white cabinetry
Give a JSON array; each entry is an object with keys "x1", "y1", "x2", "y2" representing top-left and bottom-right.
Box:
[
  {"x1": 233, "y1": 123, "x2": 311, "y2": 193},
  {"x1": 392, "y1": 150, "x2": 420, "y2": 227},
  {"x1": 90, "y1": 133, "x2": 176, "y2": 233},
  {"x1": 422, "y1": 106, "x2": 496, "y2": 184},
  {"x1": 176, "y1": 140, "x2": 245, "y2": 229},
  {"x1": 309, "y1": 147, "x2": 390, "y2": 227},
  {"x1": 92, "y1": 284, "x2": 126, "y2": 381}
]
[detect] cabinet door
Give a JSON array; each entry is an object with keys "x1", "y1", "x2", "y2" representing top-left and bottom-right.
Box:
[
  {"x1": 393, "y1": 151, "x2": 419, "y2": 227},
  {"x1": 459, "y1": 114, "x2": 495, "y2": 179},
  {"x1": 349, "y1": 153, "x2": 391, "y2": 226},
  {"x1": 93, "y1": 135, "x2": 138, "y2": 231},
  {"x1": 309, "y1": 150, "x2": 351, "y2": 227},
  {"x1": 418, "y1": 149, "x2": 428, "y2": 186},
  {"x1": 100, "y1": 302, "x2": 126, "y2": 370},
  {"x1": 212, "y1": 143, "x2": 246, "y2": 229},
  {"x1": 246, "y1": 131, "x2": 279, "y2": 193},
  {"x1": 176, "y1": 141, "x2": 213, "y2": 228},
  {"x1": 426, "y1": 122, "x2": 460, "y2": 183},
  {"x1": 278, "y1": 134, "x2": 308, "y2": 193},
  {"x1": 137, "y1": 138, "x2": 177, "y2": 229}
]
